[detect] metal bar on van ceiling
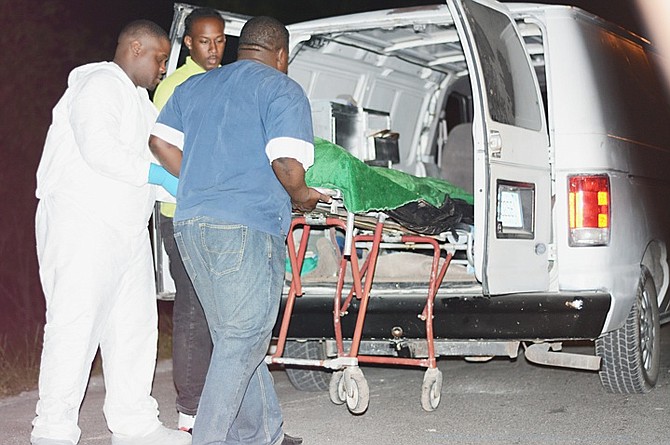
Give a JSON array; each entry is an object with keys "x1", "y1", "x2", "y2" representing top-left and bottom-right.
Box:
[
  {"x1": 524, "y1": 43, "x2": 544, "y2": 55},
  {"x1": 382, "y1": 29, "x2": 459, "y2": 52},
  {"x1": 428, "y1": 54, "x2": 466, "y2": 66},
  {"x1": 517, "y1": 22, "x2": 542, "y2": 37}
]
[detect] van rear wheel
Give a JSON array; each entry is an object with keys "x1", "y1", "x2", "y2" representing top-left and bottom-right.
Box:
[
  {"x1": 284, "y1": 340, "x2": 330, "y2": 391},
  {"x1": 596, "y1": 266, "x2": 660, "y2": 393}
]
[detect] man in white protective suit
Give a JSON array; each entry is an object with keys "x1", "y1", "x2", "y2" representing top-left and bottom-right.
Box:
[{"x1": 32, "y1": 20, "x2": 190, "y2": 445}]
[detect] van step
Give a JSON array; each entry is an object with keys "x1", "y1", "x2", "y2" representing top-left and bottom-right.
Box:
[{"x1": 524, "y1": 342, "x2": 601, "y2": 371}]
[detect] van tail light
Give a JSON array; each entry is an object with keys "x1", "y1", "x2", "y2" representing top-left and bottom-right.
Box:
[{"x1": 568, "y1": 174, "x2": 610, "y2": 246}]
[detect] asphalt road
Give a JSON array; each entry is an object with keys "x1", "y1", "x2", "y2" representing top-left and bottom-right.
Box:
[{"x1": 2, "y1": 325, "x2": 669, "y2": 445}]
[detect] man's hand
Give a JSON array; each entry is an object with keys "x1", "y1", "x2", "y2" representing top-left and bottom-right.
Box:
[
  {"x1": 148, "y1": 163, "x2": 179, "y2": 197},
  {"x1": 292, "y1": 187, "x2": 332, "y2": 213},
  {"x1": 272, "y1": 157, "x2": 331, "y2": 212}
]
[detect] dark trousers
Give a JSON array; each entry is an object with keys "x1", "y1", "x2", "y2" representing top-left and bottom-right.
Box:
[{"x1": 159, "y1": 213, "x2": 213, "y2": 416}]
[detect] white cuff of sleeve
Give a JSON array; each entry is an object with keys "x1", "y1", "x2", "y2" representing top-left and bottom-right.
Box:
[
  {"x1": 265, "y1": 137, "x2": 314, "y2": 170},
  {"x1": 151, "y1": 123, "x2": 184, "y2": 150}
]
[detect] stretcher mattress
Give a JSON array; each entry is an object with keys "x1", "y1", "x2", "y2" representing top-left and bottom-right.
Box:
[{"x1": 305, "y1": 138, "x2": 474, "y2": 234}]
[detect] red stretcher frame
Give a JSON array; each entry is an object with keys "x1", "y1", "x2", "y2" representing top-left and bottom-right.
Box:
[{"x1": 266, "y1": 202, "x2": 458, "y2": 413}]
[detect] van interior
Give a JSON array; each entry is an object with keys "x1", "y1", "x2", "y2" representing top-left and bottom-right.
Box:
[
  {"x1": 157, "y1": 4, "x2": 549, "y2": 289},
  {"x1": 282, "y1": 10, "x2": 547, "y2": 284}
]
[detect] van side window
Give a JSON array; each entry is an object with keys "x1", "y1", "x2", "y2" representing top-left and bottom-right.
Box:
[
  {"x1": 462, "y1": 0, "x2": 542, "y2": 131},
  {"x1": 445, "y1": 91, "x2": 473, "y2": 131}
]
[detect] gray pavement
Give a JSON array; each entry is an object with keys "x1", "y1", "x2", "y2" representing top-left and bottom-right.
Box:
[{"x1": 2, "y1": 325, "x2": 669, "y2": 445}]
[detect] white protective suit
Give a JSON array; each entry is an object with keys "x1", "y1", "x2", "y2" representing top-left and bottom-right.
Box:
[{"x1": 33, "y1": 62, "x2": 170, "y2": 444}]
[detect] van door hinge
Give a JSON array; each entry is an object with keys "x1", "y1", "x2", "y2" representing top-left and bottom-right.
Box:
[
  {"x1": 547, "y1": 243, "x2": 556, "y2": 261},
  {"x1": 488, "y1": 130, "x2": 502, "y2": 158}
]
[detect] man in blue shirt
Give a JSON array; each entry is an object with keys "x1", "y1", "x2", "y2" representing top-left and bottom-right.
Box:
[{"x1": 149, "y1": 16, "x2": 329, "y2": 445}]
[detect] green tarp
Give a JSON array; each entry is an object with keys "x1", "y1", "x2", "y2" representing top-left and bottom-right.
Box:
[{"x1": 305, "y1": 138, "x2": 474, "y2": 214}]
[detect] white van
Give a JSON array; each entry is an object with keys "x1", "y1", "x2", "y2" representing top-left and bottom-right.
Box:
[{"x1": 155, "y1": 0, "x2": 670, "y2": 398}]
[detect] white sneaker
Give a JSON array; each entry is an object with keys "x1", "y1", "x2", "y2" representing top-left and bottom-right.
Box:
[
  {"x1": 111, "y1": 424, "x2": 192, "y2": 445},
  {"x1": 178, "y1": 411, "x2": 196, "y2": 432}
]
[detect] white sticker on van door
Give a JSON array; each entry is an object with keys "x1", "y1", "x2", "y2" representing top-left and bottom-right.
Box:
[{"x1": 499, "y1": 190, "x2": 523, "y2": 228}]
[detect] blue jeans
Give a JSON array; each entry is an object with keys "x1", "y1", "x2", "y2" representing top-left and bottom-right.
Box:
[
  {"x1": 159, "y1": 213, "x2": 212, "y2": 416},
  {"x1": 174, "y1": 217, "x2": 285, "y2": 445}
]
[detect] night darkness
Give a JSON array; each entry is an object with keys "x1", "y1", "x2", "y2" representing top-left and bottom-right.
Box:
[{"x1": 0, "y1": 1, "x2": 645, "y2": 345}]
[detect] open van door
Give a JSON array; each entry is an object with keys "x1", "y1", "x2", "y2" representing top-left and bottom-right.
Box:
[{"x1": 447, "y1": 0, "x2": 551, "y2": 295}]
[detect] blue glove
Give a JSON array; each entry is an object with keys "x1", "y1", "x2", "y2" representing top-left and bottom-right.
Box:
[{"x1": 148, "y1": 163, "x2": 178, "y2": 197}]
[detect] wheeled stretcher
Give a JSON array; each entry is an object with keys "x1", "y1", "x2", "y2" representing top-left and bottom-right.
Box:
[
  {"x1": 264, "y1": 139, "x2": 476, "y2": 414},
  {"x1": 266, "y1": 192, "x2": 473, "y2": 414}
]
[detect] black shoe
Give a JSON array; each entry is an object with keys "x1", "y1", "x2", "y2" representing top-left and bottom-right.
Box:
[{"x1": 282, "y1": 434, "x2": 303, "y2": 445}]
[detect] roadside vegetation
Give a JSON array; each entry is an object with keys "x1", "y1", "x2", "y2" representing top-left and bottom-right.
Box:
[
  {"x1": 0, "y1": 302, "x2": 174, "y2": 398},
  {"x1": 0, "y1": 327, "x2": 42, "y2": 397}
]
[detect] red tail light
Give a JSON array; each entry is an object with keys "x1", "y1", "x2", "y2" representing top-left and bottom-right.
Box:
[{"x1": 568, "y1": 174, "x2": 610, "y2": 246}]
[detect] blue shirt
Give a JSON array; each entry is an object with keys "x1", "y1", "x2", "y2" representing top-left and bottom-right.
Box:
[{"x1": 156, "y1": 60, "x2": 314, "y2": 237}]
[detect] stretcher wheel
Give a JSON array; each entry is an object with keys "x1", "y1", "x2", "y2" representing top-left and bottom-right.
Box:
[
  {"x1": 420, "y1": 367, "x2": 443, "y2": 412},
  {"x1": 344, "y1": 367, "x2": 369, "y2": 415},
  {"x1": 329, "y1": 370, "x2": 346, "y2": 405}
]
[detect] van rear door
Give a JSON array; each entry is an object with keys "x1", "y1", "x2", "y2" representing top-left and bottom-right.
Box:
[{"x1": 448, "y1": 0, "x2": 551, "y2": 295}]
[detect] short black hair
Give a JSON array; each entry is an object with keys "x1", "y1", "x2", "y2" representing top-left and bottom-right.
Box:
[
  {"x1": 184, "y1": 7, "x2": 225, "y2": 37},
  {"x1": 239, "y1": 16, "x2": 288, "y2": 52},
  {"x1": 119, "y1": 19, "x2": 168, "y2": 42}
]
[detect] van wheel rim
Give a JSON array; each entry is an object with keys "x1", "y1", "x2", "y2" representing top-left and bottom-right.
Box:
[{"x1": 639, "y1": 286, "x2": 656, "y2": 373}]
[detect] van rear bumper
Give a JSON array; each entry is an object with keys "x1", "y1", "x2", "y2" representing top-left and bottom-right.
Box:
[{"x1": 273, "y1": 291, "x2": 611, "y2": 341}]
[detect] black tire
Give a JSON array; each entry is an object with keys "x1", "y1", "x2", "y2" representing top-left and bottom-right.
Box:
[
  {"x1": 596, "y1": 266, "x2": 661, "y2": 393},
  {"x1": 284, "y1": 340, "x2": 330, "y2": 391}
]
